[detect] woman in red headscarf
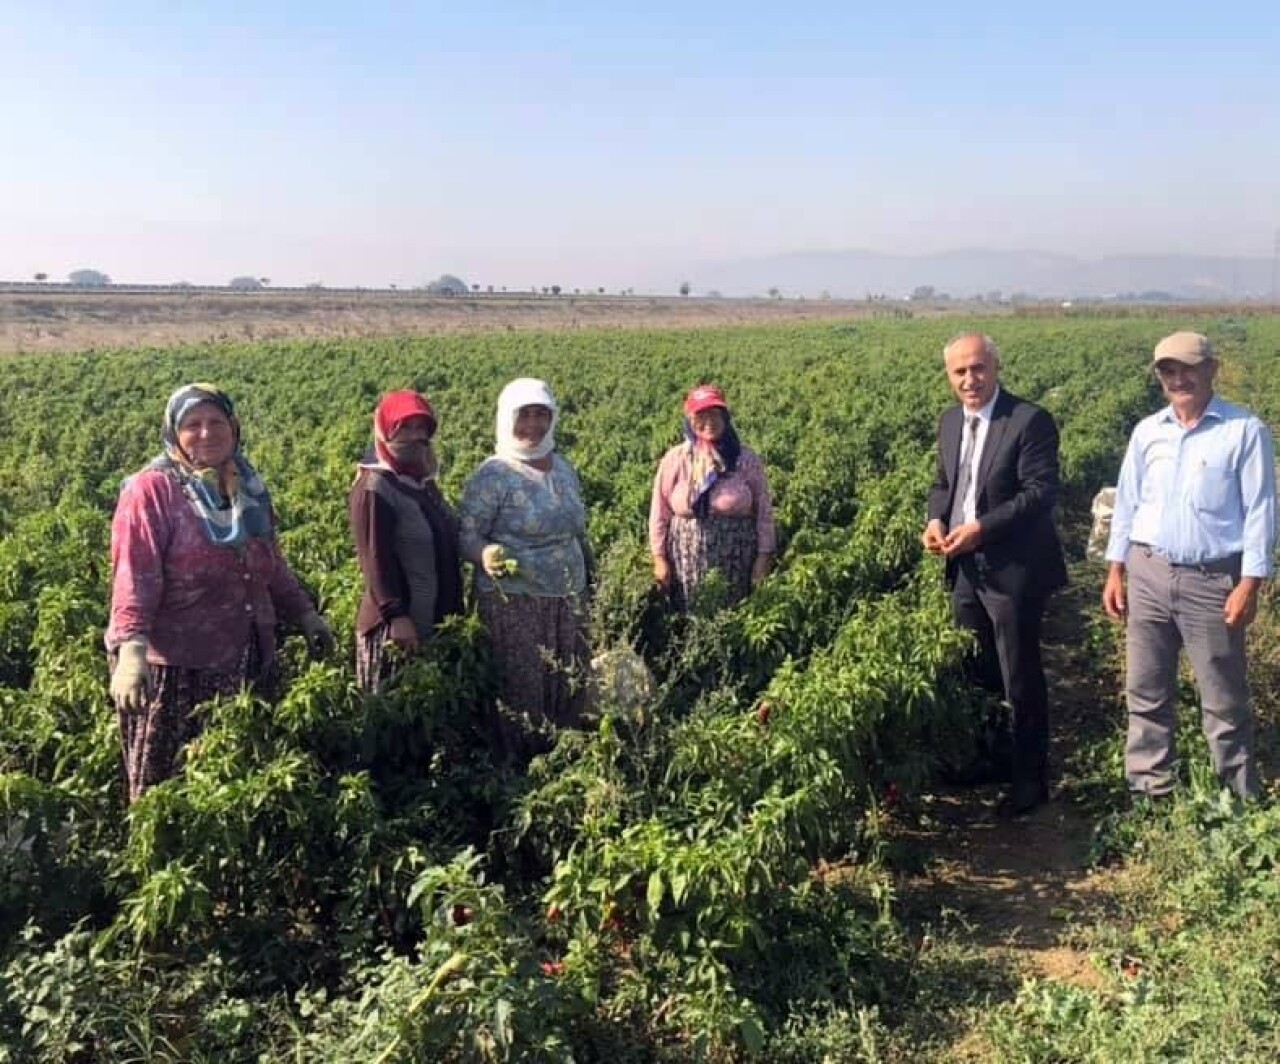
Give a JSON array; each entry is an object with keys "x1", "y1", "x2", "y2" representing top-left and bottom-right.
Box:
[
  {"x1": 649, "y1": 384, "x2": 776, "y2": 612},
  {"x1": 349, "y1": 390, "x2": 464, "y2": 691}
]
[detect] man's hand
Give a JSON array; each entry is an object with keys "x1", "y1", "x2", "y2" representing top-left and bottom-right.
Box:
[
  {"x1": 941, "y1": 521, "x2": 983, "y2": 557},
  {"x1": 921, "y1": 519, "x2": 947, "y2": 555},
  {"x1": 1102, "y1": 564, "x2": 1127, "y2": 621},
  {"x1": 387, "y1": 615, "x2": 420, "y2": 653},
  {"x1": 1224, "y1": 578, "x2": 1261, "y2": 629}
]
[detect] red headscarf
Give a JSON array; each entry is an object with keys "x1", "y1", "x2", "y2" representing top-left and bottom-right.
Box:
[{"x1": 373, "y1": 391, "x2": 437, "y2": 474}]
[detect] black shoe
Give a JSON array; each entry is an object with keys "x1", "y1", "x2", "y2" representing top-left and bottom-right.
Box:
[{"x1": 997, "y1": 778, "x2": 1049, "y2": 819}]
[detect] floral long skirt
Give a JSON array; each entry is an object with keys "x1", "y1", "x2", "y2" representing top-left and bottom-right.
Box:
[
  {"x1": 115, "y1": 640, "x2": 261, "y2": 803},
  {"x1": 477, "y1": 591, "x2": 589, "y2": 764},
  {"x1": 666, "y1": 514, "x2": 757, "y2": 612},
  {"x1": 356, "y1": 622, "x2": 398, "y2": 693}
]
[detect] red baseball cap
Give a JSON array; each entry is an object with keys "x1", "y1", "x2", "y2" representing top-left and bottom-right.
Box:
[{"x1": 683, "y1": 384, "x2": 728, "y2": 416}]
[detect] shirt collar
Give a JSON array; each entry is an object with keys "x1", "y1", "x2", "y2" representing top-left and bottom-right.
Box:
[{"x1": 1156, "y1": 392, "x2": 1225, "y2": 426}]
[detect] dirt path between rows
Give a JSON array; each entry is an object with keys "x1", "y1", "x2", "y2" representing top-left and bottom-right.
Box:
[{"x1": 888, "y1": 571, "x2": 1128, "y2": 1057}]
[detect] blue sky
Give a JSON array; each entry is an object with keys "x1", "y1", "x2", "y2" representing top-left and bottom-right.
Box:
[{"x1": 3, "y1": 1, "x2": 1277, "y2": 290}]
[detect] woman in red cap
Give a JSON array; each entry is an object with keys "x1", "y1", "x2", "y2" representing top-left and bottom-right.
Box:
[
  {"x1": 649, "y1": 384, "x2": 776, "y2": 611},
  {"x1": 349, "y1": 390, "x2": 464, "y2": 691}
]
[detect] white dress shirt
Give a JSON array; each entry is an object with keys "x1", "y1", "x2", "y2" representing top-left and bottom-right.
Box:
[{"x1": 958, "y1": 387, "x2": 1000, "y2": 524}]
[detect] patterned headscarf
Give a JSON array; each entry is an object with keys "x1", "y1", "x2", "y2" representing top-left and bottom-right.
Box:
[
  {"x1": 681, "y1": 384, "x2": 741, "y2": 519},
  {"x1": 148, "y1": 383, "x2": 274, "y2": 548},
  {"x1": 495, "y1": 378, "x2": 558, "y2": 462}
]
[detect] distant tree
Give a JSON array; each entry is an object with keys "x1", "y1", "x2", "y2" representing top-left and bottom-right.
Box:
[
  {"x1": 425, "y1": 274, "x2": 468, "y2": 295},
  {"x1": 551, "y1": 285, "x2": 562, "y2": 296},
  {"x1": 68, "y1": 269, "x2": 110, "y2": 286},
  {"x1": 910, "y1": 285, "x2": 935, "y2": 301},
  {"x1": 767, "y1": 286, "x2": 781, "y2": 299},
  {"x1": 819, "y1": 290, "x2": 832, "y2": 300},
  {"x1": 306, "y1": 282, "x2": 324, "y2": 291},
  {"x1": 229, "y1": 276, "x2": 264, "y2": 291},
  {"x1": 472, "y1": 284, "x2": 480, "y2": 293},
  {"x1": 487, "y1": 285, "x2": 494, "y2": 293},
  {"x1": 259, "y1": 277, "x2": 270, "y2": 287},
  {"x1": 597, "y1": 287, "x2": 604, "y2": 294},
  {"x1": 679, "y1": 281, "x2": 691, "y2": 297},
  {"x1": 33, "y1": 272, "x2": 48, "y2": 282}
]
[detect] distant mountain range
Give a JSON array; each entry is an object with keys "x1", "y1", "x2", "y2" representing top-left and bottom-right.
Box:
[{"x1": 692, "y1": 248, "x2": 1279, "y2": 301}]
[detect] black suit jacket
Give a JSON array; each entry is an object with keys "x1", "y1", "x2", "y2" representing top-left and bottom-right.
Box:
[{"x1": 927, "y1": 388, "x2": 1067, "y2": 599}]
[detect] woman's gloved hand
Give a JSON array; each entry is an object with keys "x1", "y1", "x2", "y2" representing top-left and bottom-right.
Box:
[
  {"x1": 299, "y1": 612, "x2": 336, "y2": 660},
  {"x1": 481, "y1": 544, "x2": 518, "y2": 578},
  {"x1": 110, "y1": 639, "x2": 154, "y2": 711}
]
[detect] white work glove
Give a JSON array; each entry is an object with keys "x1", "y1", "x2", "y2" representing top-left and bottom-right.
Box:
[
  {"x1": 481, "y1": 544, "x2": 518, "y2": 578},
  {"x1": 299, "y1": 611, "x2": 335, "y2": 660},
  {"x1": 110, "y1": 639, "x2": 153, "y2": 711}
]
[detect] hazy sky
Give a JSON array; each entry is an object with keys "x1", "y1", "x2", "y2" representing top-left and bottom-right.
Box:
[{"x1": 3, "y1": 1, "x2": 1278, "y2": 291}]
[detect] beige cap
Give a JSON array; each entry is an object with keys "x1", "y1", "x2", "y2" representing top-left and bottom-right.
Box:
[{"x1": 1153, "y1": 331, "x2": 1214, "y2": 365}]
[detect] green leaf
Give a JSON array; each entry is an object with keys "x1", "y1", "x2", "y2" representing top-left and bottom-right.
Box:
[
  {"x1": 493, "y1": 998, "x2": 514, "y2": 1050},
  {"x1": 739, "y1": 1015, "x2": 766, "y2": 1054},
  {"x1": 647, "y1": 869, "x2": 665, "y2": 913}
]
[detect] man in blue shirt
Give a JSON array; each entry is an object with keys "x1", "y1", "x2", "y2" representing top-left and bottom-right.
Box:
[{"x1": 1102, "y1": 331, "x2": 1276, "y2": 800}]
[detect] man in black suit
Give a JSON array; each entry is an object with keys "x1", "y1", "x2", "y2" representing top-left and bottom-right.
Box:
[{"x1": 923, "y1": 333, "x2": 1067, "y2": 816}]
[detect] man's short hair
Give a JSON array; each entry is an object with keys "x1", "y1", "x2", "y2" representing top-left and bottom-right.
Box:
[{"x1": 943, "y1": 333, "x2": 1001, "y2": 365}]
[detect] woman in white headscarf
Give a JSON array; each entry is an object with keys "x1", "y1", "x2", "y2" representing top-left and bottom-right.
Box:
[{"x1": 458, "y1": 378, "x2": 593, "y2": 763}]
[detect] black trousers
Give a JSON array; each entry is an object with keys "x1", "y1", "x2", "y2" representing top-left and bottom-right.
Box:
[{"x1": 951, "y1": 558, "x2": 1050, "y2": 787}]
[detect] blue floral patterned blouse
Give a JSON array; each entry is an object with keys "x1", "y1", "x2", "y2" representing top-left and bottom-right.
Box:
[{"x1": 459, "y1": 455, "x2": 589, "y2": 597}]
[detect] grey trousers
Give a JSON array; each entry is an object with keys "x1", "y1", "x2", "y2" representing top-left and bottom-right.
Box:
[{"x1": 1124, "y1": 545, "x2": 1256, "y2": 798}]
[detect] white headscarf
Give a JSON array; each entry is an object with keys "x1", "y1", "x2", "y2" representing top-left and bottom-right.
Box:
[{"x1": 495, "y1": 378, "x2": 559, "y2": 462}]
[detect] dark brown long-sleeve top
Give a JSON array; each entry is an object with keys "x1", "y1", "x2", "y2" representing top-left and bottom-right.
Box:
[{"x1": 349, "y1": 467, "x2": 464, "y2": 639}]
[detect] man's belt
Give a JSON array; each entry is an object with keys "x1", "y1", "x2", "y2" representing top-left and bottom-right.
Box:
[{"x1": 1130, "y1": 543, "x2": 1241, "y2": 574}]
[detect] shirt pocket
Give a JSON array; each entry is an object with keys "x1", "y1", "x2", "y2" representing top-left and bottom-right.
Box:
[{"x1": 1191, "y1": 465, "x2": 1237, "y2": 515}]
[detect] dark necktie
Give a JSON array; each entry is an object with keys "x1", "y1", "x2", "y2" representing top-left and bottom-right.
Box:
[{"x1": 949, "y1": 415, "x2": 980, "y2": 530}]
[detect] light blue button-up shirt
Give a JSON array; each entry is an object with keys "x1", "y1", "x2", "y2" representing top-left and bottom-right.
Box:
[{"x1": 1105, "y1": 394, "x2": 1276, "y2": 577}]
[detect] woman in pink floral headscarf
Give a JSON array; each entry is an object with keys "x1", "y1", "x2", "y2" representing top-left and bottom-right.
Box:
[{"x1": 649, "y1": 384, "x2": 776, "y2": 612}]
